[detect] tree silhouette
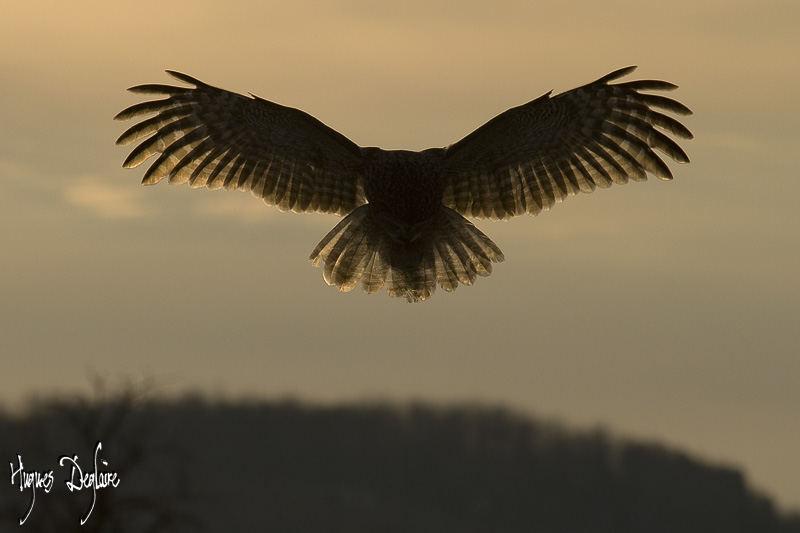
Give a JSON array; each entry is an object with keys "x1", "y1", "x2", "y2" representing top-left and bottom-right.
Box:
[{"x1": 2, "y1": 391, "x2": 798, "y2": 532}]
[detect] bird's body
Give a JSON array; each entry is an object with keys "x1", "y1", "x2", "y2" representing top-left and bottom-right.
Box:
[
  {"x1": 362, "y1": 148, "x2": 444, "y2": 227},
  {"x1": 115, "y1": 67, "x2": 692, "y2": 301}
]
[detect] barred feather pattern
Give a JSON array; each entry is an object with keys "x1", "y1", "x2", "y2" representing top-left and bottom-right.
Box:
[
  {"x1": 441, "y1": 66, "x2": 693, "y2": 220},
  {"x1": 114, "y1": 71, "x2": 366, "y2": 216},
  {"x1": 116, "y1": 67, "x2": 690, "y2": 302},
  {"x1": 309, "y1": 206, "x2": 504, "y2": 302}
]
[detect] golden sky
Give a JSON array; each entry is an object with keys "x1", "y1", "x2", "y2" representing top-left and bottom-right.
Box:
[{"x1": 2, "y1": 0, "x2": 799, "y2": 511}]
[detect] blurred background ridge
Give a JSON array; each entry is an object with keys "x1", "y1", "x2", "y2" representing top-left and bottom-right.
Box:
[{"x1": 2, "y1": 384, "x2": 799, "y2": 532}]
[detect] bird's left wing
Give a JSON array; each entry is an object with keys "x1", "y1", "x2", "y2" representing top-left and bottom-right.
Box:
[
  {"x1": 441, "y1": 66, "x2": 692, "y2": 220},
  {"x1": 115, "y1": 71, "x2": 366, "y2": 216}
]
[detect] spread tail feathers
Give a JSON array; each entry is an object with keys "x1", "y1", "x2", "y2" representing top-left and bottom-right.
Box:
[{"x1": 309, "y1": 206, "x2": 504, "y2": 302}]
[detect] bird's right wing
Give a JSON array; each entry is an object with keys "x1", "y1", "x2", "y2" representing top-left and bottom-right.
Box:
[{"x1": 115, "y1": 71, "x2": 366, "y2": 216}]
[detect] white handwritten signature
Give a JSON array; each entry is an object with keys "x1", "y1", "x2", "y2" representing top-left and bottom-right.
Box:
[{"x1": 9, "y1": 440, "x2": 120, "y2": 525}]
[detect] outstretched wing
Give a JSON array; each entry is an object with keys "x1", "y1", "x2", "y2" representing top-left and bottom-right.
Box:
[
  {"x1": 115, "y1": 71, "x2": 366, "y2": 216},
  {"x1": 441, "y1": 66, "x2": 693, "y2": 220}
]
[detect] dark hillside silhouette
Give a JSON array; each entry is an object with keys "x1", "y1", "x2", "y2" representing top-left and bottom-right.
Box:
[{"x1": 1, "y1": 388, "x2": 798, "y2": 532}]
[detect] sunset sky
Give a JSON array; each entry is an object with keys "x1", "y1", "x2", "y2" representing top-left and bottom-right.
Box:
[{"x1": 2, "y1": 0, "x2": 799, "y2": 511}]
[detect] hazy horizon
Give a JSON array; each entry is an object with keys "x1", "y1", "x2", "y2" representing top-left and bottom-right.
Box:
[{"x1": 2, "y1": 0, "x2": 799, "y2": 513}]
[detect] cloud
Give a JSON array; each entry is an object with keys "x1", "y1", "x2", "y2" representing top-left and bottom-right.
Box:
[
  {"x1": 192, "y1": 191, "x2": 277, "y2": 224},
  {"x1": 64, "y1": 175, "x2": 150, "y2": 219}
]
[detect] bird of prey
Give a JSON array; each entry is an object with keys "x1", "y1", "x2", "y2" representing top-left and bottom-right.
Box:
[{"x1": 115, "y1": 66, "x2": 692, "y2": 302}]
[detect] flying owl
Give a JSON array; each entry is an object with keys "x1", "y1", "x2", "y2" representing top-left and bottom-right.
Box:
[{"x1": 115, "y1": 66, "x2": 692, "y2": 302}]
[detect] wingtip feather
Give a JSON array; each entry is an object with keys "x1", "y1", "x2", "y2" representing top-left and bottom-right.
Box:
[
  {"x1": 165, "y1": 70, "x2": 205, "y2": 87},
  {"x1": 596, "y1": 66, "x2": 637, "y2": 84}
]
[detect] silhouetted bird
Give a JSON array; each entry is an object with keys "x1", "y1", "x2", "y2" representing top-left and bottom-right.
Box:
[{"x1": 115, "y1": 67, "x2": 692, "y2": 302}]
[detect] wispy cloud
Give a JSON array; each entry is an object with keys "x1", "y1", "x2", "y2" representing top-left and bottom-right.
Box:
[
  {"x1": 192, "y1": 191, "x2": 277, "y2": 224},
  {"x1": 64, "y1": 175, "x2": 150, "y2": 219}
]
